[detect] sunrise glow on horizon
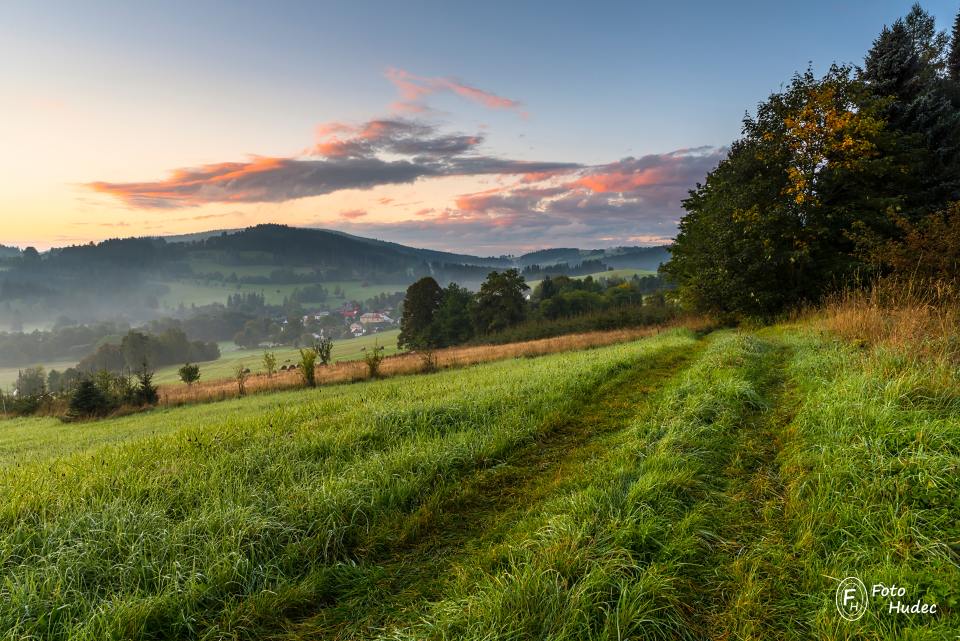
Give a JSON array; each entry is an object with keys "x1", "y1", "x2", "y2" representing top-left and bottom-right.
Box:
[{"x1": 3, "y1": 0, "x2": 958, "y2": 254}]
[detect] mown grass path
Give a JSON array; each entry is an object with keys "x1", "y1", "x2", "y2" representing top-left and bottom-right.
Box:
[
  {"x1": 694, "y1": 338, "x2": 802, "y2": 639},
  {"x1": 279, "y1": 342, "x2": 704, "y2": 640}
]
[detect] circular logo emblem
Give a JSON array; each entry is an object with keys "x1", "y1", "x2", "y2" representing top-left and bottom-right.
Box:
[{"x1": 836, "y1": 577, "x2": 868, "y2": 621}]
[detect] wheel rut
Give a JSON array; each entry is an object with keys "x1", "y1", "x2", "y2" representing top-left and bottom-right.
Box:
[{"x1": 278, "y1": 342, "x2": 704, "y2": 640}]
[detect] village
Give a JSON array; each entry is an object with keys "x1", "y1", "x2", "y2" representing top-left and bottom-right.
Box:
[{"x1": 297, "y1": 303, "x2": 396, "y2": 340}]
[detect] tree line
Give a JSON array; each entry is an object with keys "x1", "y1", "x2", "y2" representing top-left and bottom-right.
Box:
[
  {"x1": 398, "y1": 269, "x2": 675, "y2": 351},
  {"x1": 664, "y1": 4, "x2": 960, "y2": 319}
]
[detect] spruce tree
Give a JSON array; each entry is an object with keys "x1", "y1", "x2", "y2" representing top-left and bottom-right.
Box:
[{"x1": 949, "y1": 9, "x2": 960, "y2": 81}]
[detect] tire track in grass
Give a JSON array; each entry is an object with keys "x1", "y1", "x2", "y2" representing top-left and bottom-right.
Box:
[
  {"x1": 698, "y1": 336, "x2": 804, "y2": 639},
  {"x1": 275, "y1": 341, "x2": 705, "y2": 640}
]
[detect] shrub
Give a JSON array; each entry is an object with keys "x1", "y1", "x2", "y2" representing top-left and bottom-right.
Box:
[
  {"x1": 314, "y1": 336, "x2": 333, "y2": 366},
  {"x1": 234, "y1": 363, "x2": 249, "y2": 396},
  {"x1": 299, "y1": 348, "x2": 318, "y2": 387},
  {"x1": 362, "y1": 342, "x2": 385, "y2": 378},
  {"x1": 178, "y1": 362, "x2": 201, "y2": 386},
  {"x1": 68, "y1": 378, "x2": 114, "y2": 419},
  {"x1": 134, "y1": 364, "x2": 159, "y2": 406},
  {"x1": 262, "y1": 351, "x2": 277, "y2": 378}
]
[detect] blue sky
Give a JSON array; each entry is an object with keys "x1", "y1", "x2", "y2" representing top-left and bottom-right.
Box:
[{"x1": 2, "y1": 1, "x2": 957, "y2": 252}]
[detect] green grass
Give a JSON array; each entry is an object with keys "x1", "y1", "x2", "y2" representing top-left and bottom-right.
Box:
[
  {"x1": 0, "y1": 360, "x2": 77, "y2": 390},
  {"x1": 155, "y1": 279, "x2": 407, "y2": 308},
  {"x1": 526, "y1": 267, "x2": 656, "y2": 290},
  {"x1": 0, "y1": 324, "x2": 957, "y2": 639},
  {"x1": 0, "y1": 331, "x2": 698, "y2": 640},
  {"x1": 152, "y1": 330, "x2": 400, "y2": 384}
]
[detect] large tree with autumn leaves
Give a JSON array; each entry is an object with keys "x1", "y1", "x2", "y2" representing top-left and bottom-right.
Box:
[{"x1": 665, "y1": 4, "x2": 960, "y2": 318}]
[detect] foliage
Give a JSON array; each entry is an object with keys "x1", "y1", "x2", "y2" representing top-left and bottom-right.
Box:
[
  {"x1": 262, "y1": 351, "x2": 277, "y2": 378},
  {"x1": 472, "y1": 268, "x2": 529, "y2": 334},
  {"x1": 178, "y1": 362, "x2": 201, "y2": 386},
  {"x1": 362, "y1": 342, "x2": 385, "y2": 378},
  {"x1": 314, "y1": 336, "x2": 333, "y2": 366},
  {"x1": 431, "y1": 282, "x2": 475, "y2": 346},
  {"x1": 474, "y1": 300, "x2": 680, "y2": 345},
  {"x1": 134, "y1": 362, "x2": 159, "y2": 406},
  {"x1": 67, "y1": 378, "x2": 114, "y2": 419},
  {"x1": 397, "y1": 277, "x2": 444, "y2": 350},
  {"x1": 298, "y1": 348, "x2": 318, "y2": 387},
  {"x1": 78, "y1": 328, "x2": 219, "y2": 373},
  {"x1": 15, "y1": 366, "x2": 46, "y2": 397},
  {"x1": 950, "y1": 8, "x2": 960, "y2": 81},
  {"x1": 234, "y1": 363, "x2": 249, "y2": 396},
  {"x1": 665, "y1": 5, "x2": 960, "y2": 319}
]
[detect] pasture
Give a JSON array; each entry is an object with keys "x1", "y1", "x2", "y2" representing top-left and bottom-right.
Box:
[
  {"x1": 154, "y1": 279, "x2": 407, "y2": 308},
  {"x1": 152, "y1": 329, "x2": 401, "y2": 384},
  {"x1": 0, "y1": 325, "x2": 956, "y2": 639}
]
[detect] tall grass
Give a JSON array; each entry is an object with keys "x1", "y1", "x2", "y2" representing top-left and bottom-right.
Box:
[
  {"x1": 157, "y1": 321, "x2": 711, "y2": 408},
  {"x1": 766, "y1": 329, "x2": 960, "y2": 638},
  {"x1": 819, "y1": 276, "x2": 960, "y2": 364},
  {"x1": 391, "y1": 333, "x2": 775, "y2": 640},
  {"x1": 0, "y1": 331, "x2": 697, "y2": 640}
]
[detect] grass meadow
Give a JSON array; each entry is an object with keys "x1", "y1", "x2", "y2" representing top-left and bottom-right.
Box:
[
  {"x1": 152, "y1": 330, "x2": 401, "y2": 385},
  {"x1": 0, "y1": 309, "x2": 957, "y2": 638},
  {"x1": 154, "y1": 279, "x2": 407, "y2": 308}
]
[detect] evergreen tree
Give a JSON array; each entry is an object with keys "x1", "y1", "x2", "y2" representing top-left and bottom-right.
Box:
[
  {"x1": 949, "y1": 9, "x2": 960, "y2": 81},
  {"x1": 860, "y1": 5, "x2": 960, "y2": 211},
  {"x1": 68, "y1": 378, "x2": 113, "y2": 418},
  {"x1": 134, "y1": 362, "x2": 159, "y2": 405}
]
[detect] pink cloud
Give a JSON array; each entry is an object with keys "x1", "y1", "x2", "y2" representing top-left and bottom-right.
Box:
[
  {"x1": 385, "y1": 67, "x2": 524, "y2": 116},
  {"x1": 340, "y1": 209, "x2": 368, "y2": 220}
]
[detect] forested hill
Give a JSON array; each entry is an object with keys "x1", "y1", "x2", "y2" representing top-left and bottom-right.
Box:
[
  {"x1": 0, "y1": 224, "x2": 670, "y2": 330},
  {"x1": 7, "y1": 225, "x2": 669, "y2": 276}
]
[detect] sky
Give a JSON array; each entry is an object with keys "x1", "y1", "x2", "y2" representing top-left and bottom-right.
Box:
[{"x1": 2, "y1": 1, "x2": 958, "y2": 255}]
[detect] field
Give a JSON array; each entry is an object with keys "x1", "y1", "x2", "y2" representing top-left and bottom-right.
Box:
[
  {"x1": 0, "y1": 359, "x2": 77, "y2": 391},
  {"x1": 0, "y1": 321, "x2": 957, "y2": 639},
  {"x1": 154, "y1": 279, "x2": 407, "y2": 308},
  {"x1": 526, "y1": 267, "x2": 655, "y2": 289},
  {"x1": 152, "y1": 330, "x2": 400, "y2": 385}
]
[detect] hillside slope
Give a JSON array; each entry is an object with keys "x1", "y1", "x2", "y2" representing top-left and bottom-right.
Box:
[{"x1": 0, "y1": 326, "x2": 953, "y2": 639}]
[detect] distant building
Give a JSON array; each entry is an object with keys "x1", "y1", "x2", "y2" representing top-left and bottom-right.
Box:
[
  {"x1": 349, "y1": 322, "x2": 365, "y2": 337},
  {"x1": 359, "y1": 312, "x2": 393, "y2": 325}
]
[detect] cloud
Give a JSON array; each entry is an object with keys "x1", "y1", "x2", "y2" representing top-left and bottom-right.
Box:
[
  {"x1": 385, "y1": 68, "x2": 524, "y2": 115},
  {"x1": 311, "y1": 118, "x2": 482, "y2": 158},
  {"x1": 327, "y1": 147, "x2": 725, "y2": 252},
  {"x1": 88, "y1": 156, "x2": 435, "y2": 208},
  {"x1": 340, "y1": 209, "x2": 367, "y2": 220},
  {"x1": 89, "y1": 119, "x2": 580, "y2": 208}
]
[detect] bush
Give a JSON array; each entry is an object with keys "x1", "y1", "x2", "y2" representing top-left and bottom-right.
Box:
[
  {"x1": 314, "y1": 336, "x2": 333, "y2": 366},
  {"x1": 135, "y1": 364, "x2": 159, "y2": 405},
  {"x1": 262, "y1": 352, "x2": 277, "y2": 378},
  {"x1": 68, "y1": 379, "x2": 114, "y2": 419},
  {"x1": 178, "y1": 362, "x2": 201, "y2": 386},
  {"x1": 298, "y1": 348, "x2": 318, "y2": 387},
  {"x1": 234, "y1": 363, "x2": 249, "y2": 396},
  {"x1": 362, "y1": 343, "x2": 385, "y2": 378}
]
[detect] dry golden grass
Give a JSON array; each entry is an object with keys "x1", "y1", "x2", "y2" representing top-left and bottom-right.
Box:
[
  {"x1": 815, "y1": 277, "x2": 960, "y2": 363},
  {"x1": 158, "y1": 317, "x2": 713, "y2": 407}
]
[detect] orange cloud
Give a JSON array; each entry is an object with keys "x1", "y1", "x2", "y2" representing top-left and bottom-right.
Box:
[
  {"x1": 340, "y1": 209, "x2": 368, "y2": 219},
  {"x1": 571, "y1": 166, "x2": 669, "y2": 193},
  {"x1": 385, "y1": 67, "x2": 524, "y2": 115}
]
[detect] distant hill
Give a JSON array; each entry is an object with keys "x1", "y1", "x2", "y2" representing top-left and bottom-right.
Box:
[
  {"x1": 0, "y1": 224, "x2": 670, "y2": 330},
  {"x1": 0, "y1": 244, "x2": 21, "y2": 259}
]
